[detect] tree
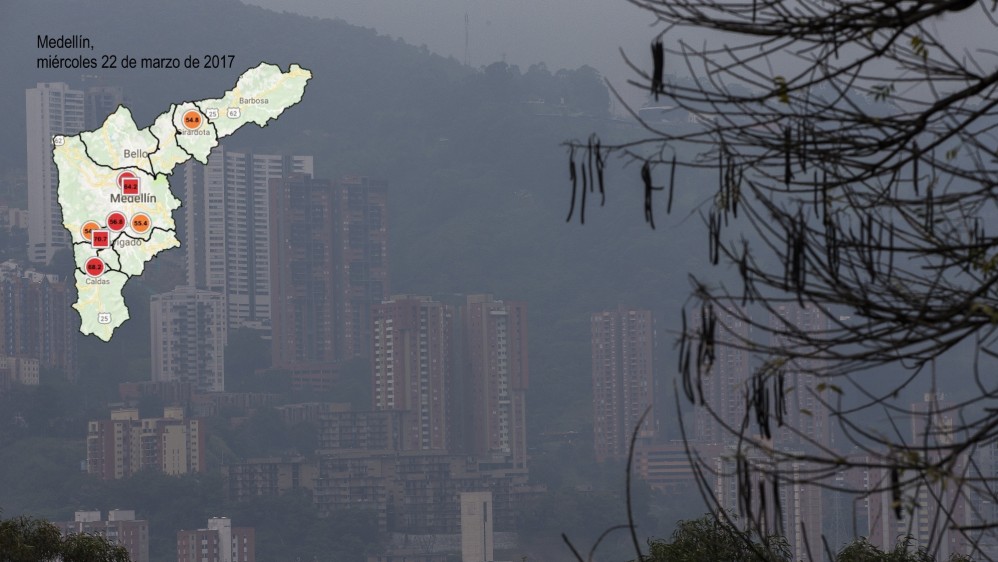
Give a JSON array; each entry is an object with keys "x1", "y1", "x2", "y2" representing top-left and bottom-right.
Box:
[
  {"x1": 643, "y1": 521, "x2": 973, "y2": 562},
  {"x1": 567, "y1": 0, "x2": 998, "y2": 558},
  {"x1": 0, "y1": 513, "x2": 129, "y2": 562},
  {"x1": 645, "y1": 514, "x2": 791, "y2": 562},
  {"x1": 835, "y1": 536, "x2": 972, "y2": 562}
]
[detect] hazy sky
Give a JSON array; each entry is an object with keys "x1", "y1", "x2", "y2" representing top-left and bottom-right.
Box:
[
  {"x1": 245, "y1": 0, "x2": 998, "y2": 113},
  {"x1": 245, "y1": 0, "x2": 658, "y2": 110}
]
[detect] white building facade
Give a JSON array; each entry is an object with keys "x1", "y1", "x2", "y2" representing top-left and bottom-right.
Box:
[
  {"x1": 182, "y1": 146, "x2": 313, "y2": 331},
  {"x1": 151, "y1": 286, "x2": 226, "y2": 392},
  {"x1": 26, "y1": 82, "x2": 84, "y2": 264}
]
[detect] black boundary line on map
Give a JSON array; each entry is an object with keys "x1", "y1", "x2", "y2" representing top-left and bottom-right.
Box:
[
  {"x1": 192, "y1": 101, "x2": 221, "y2": 147},
  {"x1": 75, "y1": 266, "x2": 128, "y2": 283},
  {"x1": 74, "y1": 225, "x2": 177, "y2": 253},
  {"x1": 79, "y1": 135, "x2": 152, "y2": 176},
  {"x1": 75, "y1": 246, "x2": 122, "y2": 277},
  {"x1": 75, "y1": 231, "x2": 123, "y2": 277},
  {"x1": 146, "y1": 105, "x2": 173, "y2": 176},
  {"x1": 170, "y1": 104, "x2": 200, "y2": 161},
  {"x1": 77, "y1": 105, "x2": 156, "y2": 176},
  {"x1": 74, "y1": 225, "x2": 178, "y2": 278}
]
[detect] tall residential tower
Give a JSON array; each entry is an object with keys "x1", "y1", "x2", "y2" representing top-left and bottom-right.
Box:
[
  {"x1": 182, "y1": 146, "x2": 314, "y2": 331},
  {"x1": 371, "y1": 295, "x2": 454, "y2": 451},
  {"x1": 26, "y1": 83, "x2": 85, "y2": 264},
  {"x1": 334, "y1": 176, "x2": 389, "y2": 360},
  {"x1": 269, "y1": 174, "x2": 337, "y2": 367},
  {"x1": 463, "y1": 294, "x2": 529, "y2": 469},
  {"x1": 591, "y1": 307, "x2": 656, "y2": 462},
  {"x1": 150, "y1": 286, "x2": 226, "y2": 392}
]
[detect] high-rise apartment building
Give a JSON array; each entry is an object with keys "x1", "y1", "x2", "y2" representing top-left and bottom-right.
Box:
[
  {"x1": 57, "y1": 510, "x2": 149, "y2": 562},
  {"x1": 267, "y1": 174, "x2": 390, "y2": 372},
  {"x1": 335, "y1": 176, "x2": 389, "y2": 359},
  {"x1": 689, "y1": 307, "x2": 752, "y2": 444},
  {"x1": 959, "y1": 441, "x2": 998, "y2": 559},
  {"x1": 86, "y1": 407, "x2": 204, "y2": 479},
  {"x1": 688, "y1": 305, "x2": 831, "y2": 559},
  {"x1": 177, "y1": 518, "x2": 255, "y2": 562},
  {"x1": 182, "y1": 146, "x2": 314, "y2": 330},
  {"x1": 82, "y1": 83, "x2": 124, "y2": 130},
  {"x1": 891, "y1": 394, "x2": 960, "y2": 557},
  {"x1": 591, "y1": 307, "x2": 656, "y2": 462},
  {"x1": 769, "y1": 302, "x2": 832, "y2": 450},
  {"x1": 0, "y1": 261, "x2": 77, "y2": 379},
  {"x1": 371, "y1": 296, "x2": 454, "y2": 451},
  {"x1": 463, "y1": 294, "x2": 529, "y2": 469},
  {"x1": 713, "y1": 444, "x2": 823, "y2": 562},
  {"x1": 150, "y1": 286, "x2": 226, "y2": 393},
  {"x1": 26, "y1": 83, "x2": 85, "y2": 264},
  {"x1": 269, "y1": 173, "x2": 337, "y2": 367}
]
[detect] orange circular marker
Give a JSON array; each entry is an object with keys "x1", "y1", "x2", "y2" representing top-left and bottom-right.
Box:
[
  {"x1": 130, "y1": 212, "x2": 152, "y2": 234},
  {"x1": 182, "y1": 109, "x2": 203, "y2": 130},
  {"x1": 80, "y1": 221, "x2": 100, "y2": 241}
]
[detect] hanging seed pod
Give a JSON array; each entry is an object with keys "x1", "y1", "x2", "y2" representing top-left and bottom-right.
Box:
[
  {"x1": 593, "y1": 135, "x2": 605, "y2": 206},
  {"x1": 680, "y1": 309, "x2": 695, "y2": 404},
  {"x1": 772, "y1": 467, "x2": 783, "y2": 533},
  {"x1": 813, "y1": 171, "x2": 819, "y2": 219},
  {"x1": 566, "y1": 149, "x2": 578, "y2": 222},
  {"x1": 784, "y1": 125, "x2": 793, "y2": 188},
  {"x1": 800, "y1": 121, "x2": 808, "y2": 174},
  {"x1": 709, "y1": 211, "x2": 720, "y2": 265},
  {"x1": 891, "y1": 466, "x2": 902, "y2": 519},
  {"x1": 667, "y1": 154, "x2": 677, "y2": 214},
  {"x1": 753, "y1": 369, "x2": 772, "y2": 439},
  {"x1": 758, "y1": 480, "x2": 768, "y2": 533},
  {"x1": 926, "y1": 178, "x2": 934, "y2": 234},
  {"x1": 642, "y1": 161, "x2": 657, "y2": 229},
  {"x1": 651, "y1": 40, "x2": 665, "y2": 101},
  {"x1": 738, "y1": 454, "x2": 752, "y2": 517},
  {"x1": 826, "y1": 218, "x2": 839, "y2": 282}
]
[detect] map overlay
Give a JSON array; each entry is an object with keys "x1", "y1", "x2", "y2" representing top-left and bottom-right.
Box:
[{"x1": 54, "y1": 62, "x2": 311, "y2": 341}]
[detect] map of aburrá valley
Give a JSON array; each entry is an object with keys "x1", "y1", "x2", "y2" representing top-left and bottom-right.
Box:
[{"x1": 54, "y1": 62, "x2": 311, "y2": 341}]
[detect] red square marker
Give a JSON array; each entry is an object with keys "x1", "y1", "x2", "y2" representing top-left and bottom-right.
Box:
[
  {"x1": 117, "y1": 171, "x2": 140, "y2": 195},
  {"x1": 92, "y1": 230, "x2": 110, "y2": 249}
]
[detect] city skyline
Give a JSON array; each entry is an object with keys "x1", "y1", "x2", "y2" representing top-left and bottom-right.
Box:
[
  {"x1": 182, "y1": 145, "x2": 314, "y2": 332},
  {"x1": 3, "y1": 1, "x2": 994, "y2": 558}
]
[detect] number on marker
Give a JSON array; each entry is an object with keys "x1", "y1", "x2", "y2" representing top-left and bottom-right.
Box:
[
  {"x1": 117, "y1": 171, "x2": 140, "y2": 195},
  {"x1": 130, "y1": 213, "x2": 152, "y2": 234},
  {"x1": 91, "y1": 230, "x2": 110, "y2": 249},
  {"x1": 107, "y1": 211, "x2": 127, "y2": 232},
  {"x1": 183, "y1": 110, "x2": 203, "y2": 130},
  {"x1": 85, "y1": 257, "x2": 106, "y2": 277},
  {"x1": 81, "y1": 221, "x2": 100, "y2": 241}
]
